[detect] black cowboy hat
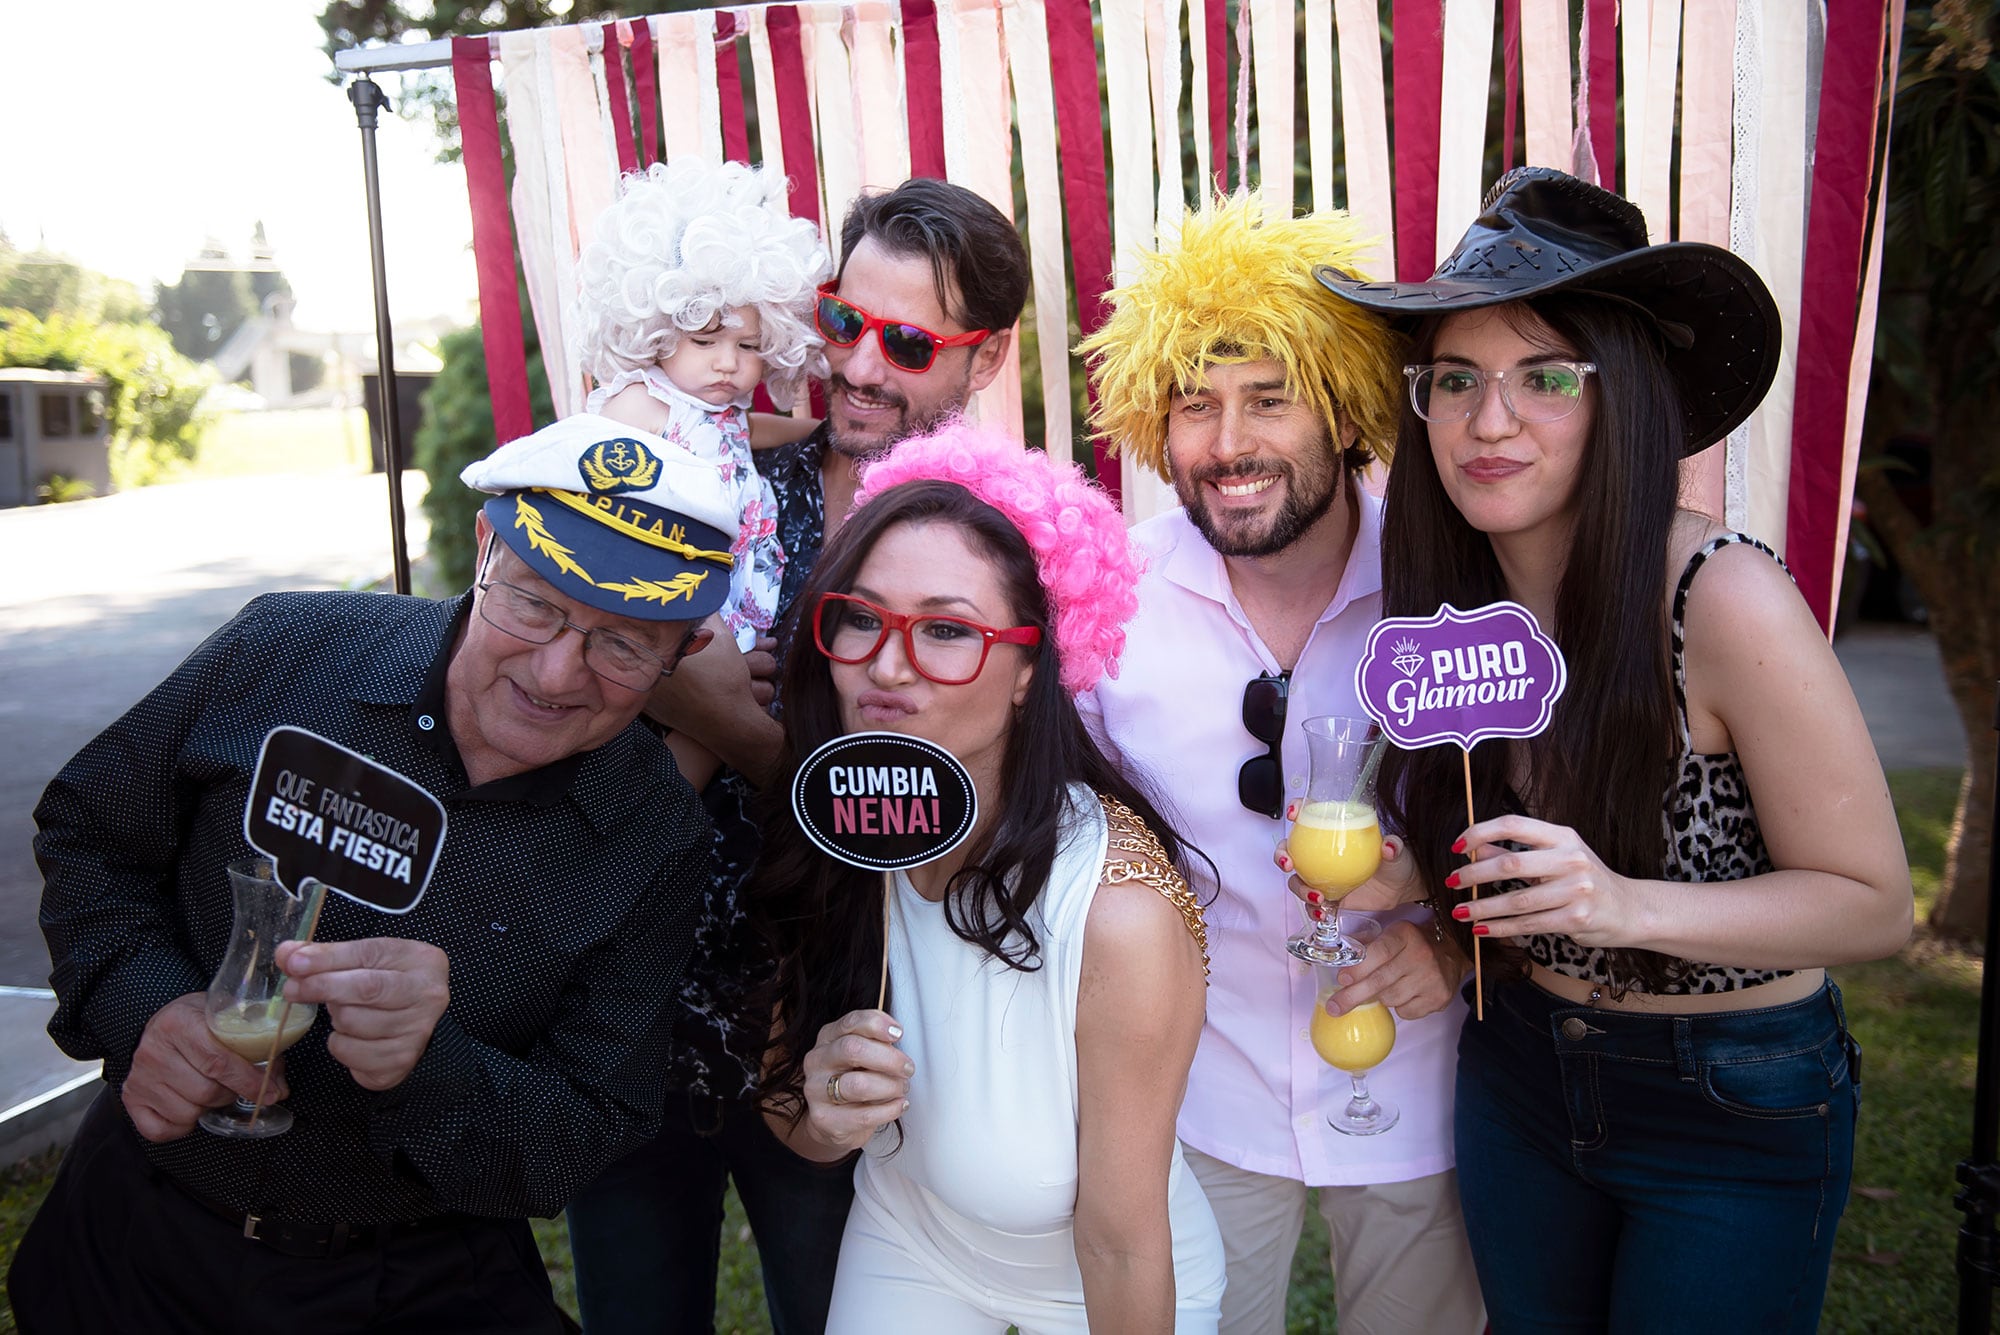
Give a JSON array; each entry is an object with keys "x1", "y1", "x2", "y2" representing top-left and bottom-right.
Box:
[{"x1": 1315, "y1": 167, "x2": 1780, "y2": 455}]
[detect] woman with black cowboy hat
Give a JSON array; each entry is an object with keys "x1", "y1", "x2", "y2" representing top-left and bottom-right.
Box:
[{"x1": 1317, "y1": 168, "x2": 1912, "y2": 1331}]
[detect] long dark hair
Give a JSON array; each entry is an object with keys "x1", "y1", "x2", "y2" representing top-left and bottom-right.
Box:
[
  {"x1": 1376, "y1": 295, "x2": 1687, "y2": 993},
  {"x1": 754, "y1": 479, "x2": 1195, "y2": 1117}
]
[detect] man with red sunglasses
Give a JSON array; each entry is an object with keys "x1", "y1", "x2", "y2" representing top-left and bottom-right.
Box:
[
  {"x1": 1076, "y1": 197, "x2": 1485, "y2": 1335},
  {"x1": 569, "y1": 176, "x2": 1030, "y2": 1335}
]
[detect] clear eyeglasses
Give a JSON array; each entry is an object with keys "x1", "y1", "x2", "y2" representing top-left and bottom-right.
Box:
[{"x1": 1403, "y1": 360, "x2": 1598, "y2": 424}]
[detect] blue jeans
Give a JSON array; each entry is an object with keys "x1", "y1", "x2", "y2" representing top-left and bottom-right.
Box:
[
  {"x1": 565, "y1": 1089, "x2": 855, "y2": 1335},
  {"x1": 1455, "y1": 977, "x2": 1859, "y2": 1334}
]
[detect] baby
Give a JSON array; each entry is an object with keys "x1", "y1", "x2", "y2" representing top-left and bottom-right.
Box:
[
  {"x1": 572, "y1": 158, "x2": 828, "y2": 790},
  {"x1": 573, "y1": 156, "x2": 828, "y2": 654}
]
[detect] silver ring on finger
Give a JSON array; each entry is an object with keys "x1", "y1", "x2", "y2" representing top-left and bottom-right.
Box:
[{"x1": 827, "y1": 1071, "x2": 847, "y2": 1105}]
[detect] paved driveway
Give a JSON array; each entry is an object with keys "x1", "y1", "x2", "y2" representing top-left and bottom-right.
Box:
[{"x1": 0, "y1": 473, "x2": 427, "y2": 987}]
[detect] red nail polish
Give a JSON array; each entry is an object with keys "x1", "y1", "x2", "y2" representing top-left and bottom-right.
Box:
[
  {"x1": 1444, "y1": 871, "x2": 1460, "y2": 889},
  {"x1": 1306, "y1": 890, "x2": 1322, "y2": 904},
  {"x1": 1452, "y1": 837, "x2": 1467, "y2": 854},
  {"x1": 1472, "y1": 924, "x2": 1490, "y2": 937},
  {"x1": 1278, "y1": 855, "x2": 1292, "y2": 871},
  {"x1": 1451, "y1": 904, "x2": 1470, "y2": 921}
]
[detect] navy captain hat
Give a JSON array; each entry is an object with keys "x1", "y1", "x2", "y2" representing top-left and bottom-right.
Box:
[{"x1": 459, "y1": 414, "x2": 740, "y2": 621}]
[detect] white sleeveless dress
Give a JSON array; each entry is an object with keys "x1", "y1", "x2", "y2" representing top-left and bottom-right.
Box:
[{"x1": 825, "y1": 785, "x2": 1225, "y2": 1333}]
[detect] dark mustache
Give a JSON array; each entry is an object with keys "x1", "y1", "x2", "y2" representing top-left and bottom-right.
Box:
[
  {"x1": 1191, "y1": 459, "x2": 1289, "y2": 485},
  {"x1": 826, "y1": 374, "x2": 908, "y2": 412}
]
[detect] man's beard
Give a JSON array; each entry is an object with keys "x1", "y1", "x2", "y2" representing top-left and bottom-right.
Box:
[
  {"x1": 822, "y1": 367, "x2": 974, "y2": 461},
  {"x1": 1173, "y1": 438, "x2": 1342, "y2": 558}
]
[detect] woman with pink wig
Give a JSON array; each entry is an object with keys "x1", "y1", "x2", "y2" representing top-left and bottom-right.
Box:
[{"x1": 753, "y1": 421, "x2": 1226, "y2": 1331}]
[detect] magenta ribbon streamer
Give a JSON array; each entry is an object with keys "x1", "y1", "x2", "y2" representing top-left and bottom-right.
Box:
[
  {"x1": 764, "y1": 6, "x2": 822, "y2": 226},
  {"x1": 1784, "y1": 3, "x2": 1886, "y2": 631},
  {"x1": 452, "y1": 36, "x2": 535, "y2": 447},
  {"x1": 1045, "y1": 0, "x2": 1117, "y2": 499},
  {"x1": 1501, "y1": 0, "x2": 1521, "y2": 172},
  {"x1": 1586, "y1": 0, "x2": 1617, "y2": 188},
  {"x1": 903, "y1": 0, "x2": 948, "y2": 179},
  {"x1": 715, "y1": 11, "x2": 751, "y2": 165},
  {"x1": 1205, "y1": 0, "x2": 1229, "y2": 190},
  {"x1": 602, "y1": 23, "x2": 638, "y2": 177},
  {"x1": 631, "y1": 18, "x2": 659, "y2": 166},
  {"x1": 1392, "y1": 0, "x2": 1444, "y2": 281}
]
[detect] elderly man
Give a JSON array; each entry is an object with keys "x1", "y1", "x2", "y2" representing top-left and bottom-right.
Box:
[
  {"x1": 11, "y1": 415, "x2": 732, "y2": 1334},
  {"x1": 565, "y1": 175, "x2": 1032, "y2": 1335},
  {"x1": 1077, "y1": 198, "x2": 1485, "y2": 1334}
]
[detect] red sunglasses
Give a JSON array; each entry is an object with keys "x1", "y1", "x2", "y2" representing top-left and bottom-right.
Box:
[
  {"x1": 813, "y1": 592, "x2": 1040, "y2": 685},
  {"x1": 814, "y1": 285, "x2": 991, "y2": 373}
]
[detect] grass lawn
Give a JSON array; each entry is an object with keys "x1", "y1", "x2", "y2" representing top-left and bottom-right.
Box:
[
  {"x1": 0, "y1": 766, "x2": 1981, "y2": 1333},
  {"x1": 191, "y1": 407, "x2": 374, "y2": 479}
]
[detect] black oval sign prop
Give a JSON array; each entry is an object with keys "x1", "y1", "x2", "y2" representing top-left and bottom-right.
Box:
[
  {"x1": 790, "y1": 731, "x2": 977, "y2": 871},
  {"x1": 243, "y1": 726, "x2": 447, "y2": 914}
]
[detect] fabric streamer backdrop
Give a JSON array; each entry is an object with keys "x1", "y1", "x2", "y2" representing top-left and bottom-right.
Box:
[{"x1": 435, "y1": 0, "x2": 1896, "y2": 633}]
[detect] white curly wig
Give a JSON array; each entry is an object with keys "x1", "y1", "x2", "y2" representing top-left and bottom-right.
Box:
[{"x1": 571, "y1": 158, "x2": 831, "y2": 409}]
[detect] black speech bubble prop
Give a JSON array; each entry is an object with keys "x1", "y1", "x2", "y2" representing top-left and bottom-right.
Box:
[
  {"x1": 790, "y1": 732, "x2": 977, "y2": 872},
  {"x1": 243, "y1": 726, "x2": 447, "y2": 914}
]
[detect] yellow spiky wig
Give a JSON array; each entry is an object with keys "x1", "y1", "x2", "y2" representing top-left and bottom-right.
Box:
[{"x1": 1077, "y1": 194, "x2": 1404, "y2": 481}]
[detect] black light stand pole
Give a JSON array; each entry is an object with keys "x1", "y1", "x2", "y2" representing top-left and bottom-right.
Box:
[
  {"x1": 1956, "y1": 679, "x2": 2000, "y2": 1334},
  {"x1": 348, "y1": 75, "x2": 413, "y2": 596}
]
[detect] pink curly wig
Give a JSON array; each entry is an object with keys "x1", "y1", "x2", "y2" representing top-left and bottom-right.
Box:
[{"x1": 852, "y1": 420, "x2": 1142, "y2": 694}]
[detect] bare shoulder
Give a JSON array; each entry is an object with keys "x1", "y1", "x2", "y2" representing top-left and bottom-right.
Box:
[
  {"x1": 1678, "y1": 533, "x2": 1822, "y2": 660},
  {"x1": 600, "y1": 383, "x2": 674, "y2": 433}
]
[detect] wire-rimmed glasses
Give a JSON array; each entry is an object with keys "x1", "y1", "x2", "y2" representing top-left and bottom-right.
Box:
[{"x1": 475, "y1": 557, "x2": 678, "y2": 692}]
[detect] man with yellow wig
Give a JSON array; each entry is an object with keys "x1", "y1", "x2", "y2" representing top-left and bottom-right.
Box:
[{"x1": 1077, "y1": 197, "x2": 1483, "y2": 1335}]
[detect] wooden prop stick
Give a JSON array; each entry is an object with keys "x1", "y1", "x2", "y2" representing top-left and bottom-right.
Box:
[
  {"x1": 1461, "y1": 747, "x2": 1483, "y2": 1021},
  {"x1": 247, "y1": 879, "x2": 329, "y2": 1129},
  {"x1": 877, "y1": 871, "x2": 893, "y2": 1011}
]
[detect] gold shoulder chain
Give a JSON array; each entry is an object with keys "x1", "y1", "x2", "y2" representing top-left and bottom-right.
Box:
[{"x1": 1097, "y1": 794, "x2": 1210, "y2": 978}]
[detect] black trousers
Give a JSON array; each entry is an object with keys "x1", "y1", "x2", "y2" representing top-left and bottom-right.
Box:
[
  {"x1": 9, "y1": 1091, "x2": 573, "y2": 1335},
  {"x1": 564, "y1": 1088, "x2": 855, "y2": 1334}
]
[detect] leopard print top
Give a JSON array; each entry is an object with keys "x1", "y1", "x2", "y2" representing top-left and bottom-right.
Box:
[{"x1": 1525, "y1": 533, "x2": 1794, "y2": 995}]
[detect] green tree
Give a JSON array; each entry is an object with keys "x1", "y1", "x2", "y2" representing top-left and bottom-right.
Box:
[
  {"x1": 1857, "y1": 1, "x2": 2000, "y2": 939},
  {"x1": 153, "y1": 243, "x2": 261, "y2": 364},
  {"x1": 0, "y1": 308, "x2": 215, "y2": 485},
  {"x1": 415, "y1": 305, "x2": 554, "y2": 592},
  {"x1": 0, "y1": 240, "x2": 149, "y2": 324}
]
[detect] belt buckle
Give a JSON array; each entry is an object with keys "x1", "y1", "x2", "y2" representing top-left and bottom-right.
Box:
[{"x1": 243, "y1": 1213, "x2": 262, "y2": 1241}]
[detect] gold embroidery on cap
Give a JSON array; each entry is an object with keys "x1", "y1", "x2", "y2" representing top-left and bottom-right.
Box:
[
  {"x1": 542, "y1": 489, "x2": 734, "y2": 568},
  {"x1": 597, "y1": 571, "x2": 710, "y2": 605},
  {"x1": 512, "y1": 494, "x2": 593, "y2": 582},
  {"x1": 579, "y1": 438, "x2": 662, "y2": 494}
]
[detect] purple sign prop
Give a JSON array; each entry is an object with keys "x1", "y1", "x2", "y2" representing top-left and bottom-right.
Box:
[{"x1": 1354, "y1": 602, "x2": 1568, "y2": 750}]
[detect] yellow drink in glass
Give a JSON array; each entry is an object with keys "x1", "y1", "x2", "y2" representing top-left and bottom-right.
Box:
[
  {"x1": 1310, "y1": 998, "x2": 1397, "y2": 1072},
  {"x1": 1288, "y1": 800, "x2": 1381, "y2": 895}
]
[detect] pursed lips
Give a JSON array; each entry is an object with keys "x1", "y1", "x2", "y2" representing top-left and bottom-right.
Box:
[{"x1": 856, "y1": 690, "x2": 917, "y2": 722}]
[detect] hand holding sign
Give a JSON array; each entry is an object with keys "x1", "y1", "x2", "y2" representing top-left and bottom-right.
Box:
[
  {"x1": 221, "y1": 727, "x2": 449, "y2": 1129},
  {"x1": 789, "y1": 732, "x2": 977, "y2": 1153},
  {"x1": 1354, "y1": 603, "x2": 1569, "y2": 1018}
]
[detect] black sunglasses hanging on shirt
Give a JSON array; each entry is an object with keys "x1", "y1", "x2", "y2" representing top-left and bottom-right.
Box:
[{"x1": 1237, "y1": 671, "x2": 1290, "y2": 819}]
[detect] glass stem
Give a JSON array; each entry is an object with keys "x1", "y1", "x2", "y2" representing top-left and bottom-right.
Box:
[{"x1": 1348, "y1": 1073, "x2": 1377, "y2": 1117}]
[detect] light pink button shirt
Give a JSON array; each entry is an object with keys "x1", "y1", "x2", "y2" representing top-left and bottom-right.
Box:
[{"x1": 1080, "y1": 494, "x2": 1463, "y2": 1186}]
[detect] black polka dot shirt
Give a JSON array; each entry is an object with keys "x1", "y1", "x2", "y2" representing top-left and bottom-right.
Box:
[{"x1": 34, "y1": 590, "x2": 712, "y2": 1222}]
